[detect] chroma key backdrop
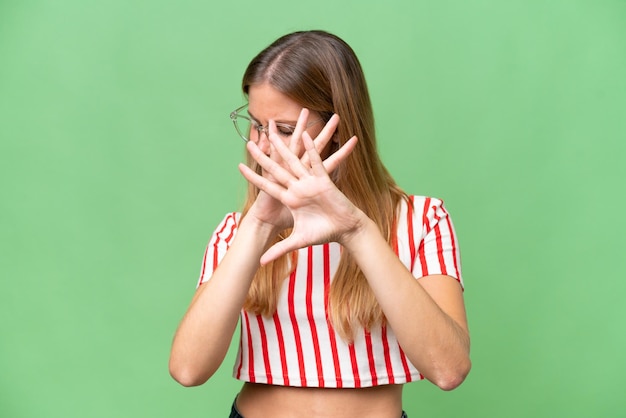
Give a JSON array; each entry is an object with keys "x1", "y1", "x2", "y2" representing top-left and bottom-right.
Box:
[{"x1": 1, "y1": 1, "x2": 625, "y2": 417}]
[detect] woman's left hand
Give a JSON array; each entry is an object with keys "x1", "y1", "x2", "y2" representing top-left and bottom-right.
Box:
[{"x1": 239, "y1": 128, "x2": 361, "y2": 265}]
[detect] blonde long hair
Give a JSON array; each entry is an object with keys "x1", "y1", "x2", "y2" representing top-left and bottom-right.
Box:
[{"x1": 240, "y1": 30, "x2": 407, "y2": 341}]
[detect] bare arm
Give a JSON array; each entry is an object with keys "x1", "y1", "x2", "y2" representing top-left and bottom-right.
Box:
[
  {"x1": 169, "y1": 215, "x2": 275, "y2": 386},
  {"x1": 341, "y1": 215, "x2": 470, "y2": 390}
]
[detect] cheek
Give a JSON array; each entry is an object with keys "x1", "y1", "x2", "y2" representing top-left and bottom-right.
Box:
[{"x1": 303, "y1": 125, "x2": 323, "y2": 145}]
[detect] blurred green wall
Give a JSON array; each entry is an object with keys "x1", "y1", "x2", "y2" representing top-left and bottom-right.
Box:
[{"x1": 1, "y1": 1, "x2": 625, "y2": 417}]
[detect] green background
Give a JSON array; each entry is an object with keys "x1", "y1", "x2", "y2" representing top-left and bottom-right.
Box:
[{"x1": 1, "y1": 0, "x2": 625, "y2": 417}]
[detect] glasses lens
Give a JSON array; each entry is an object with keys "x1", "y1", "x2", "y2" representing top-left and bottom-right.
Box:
[{"x1": 234, "y1": 116, "x2": 252, "y2": 142}]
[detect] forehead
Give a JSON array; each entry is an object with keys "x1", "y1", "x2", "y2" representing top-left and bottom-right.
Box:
[{"x1": 247, "y1": 83, "x2": 303, "y2": 121}]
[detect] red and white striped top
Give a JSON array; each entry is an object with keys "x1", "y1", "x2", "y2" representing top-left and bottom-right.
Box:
[{"x1": 197, "y1": 196, "x2": 463, "y2": 388}]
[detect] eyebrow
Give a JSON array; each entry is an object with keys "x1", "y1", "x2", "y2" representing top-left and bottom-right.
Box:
[{"x1": 247, "y1": 109, "x2": 298, "y2": 126}]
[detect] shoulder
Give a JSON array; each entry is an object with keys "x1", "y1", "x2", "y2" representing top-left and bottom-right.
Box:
[
  {"x1": 197, "y1": 212, "x2": 242, "y2": 286},
  {"x1": 395, "y1": 195, "x2": 463, "y2": 283},
  {"x1": 404, "y1": 195, "x2": 445, "y2": 207},
  {"x1": 208, "y1": 212, "x2": 242, "y2": 244},
  {"x1": 397, "y1": 195, "x2": 448, "y2": 228}
]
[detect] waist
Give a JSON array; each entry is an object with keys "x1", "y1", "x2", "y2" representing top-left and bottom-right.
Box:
[{"x1": 236, "y1": 382, "x2": 404, "y2": 418}]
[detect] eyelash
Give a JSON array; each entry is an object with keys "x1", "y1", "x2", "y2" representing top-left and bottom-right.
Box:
[
  {"x1": 276, "y1": 125, "x2": 295, "y2": 136},
  {"x1": 251, "y1": 120, "x2": 295, "y2": 137}
]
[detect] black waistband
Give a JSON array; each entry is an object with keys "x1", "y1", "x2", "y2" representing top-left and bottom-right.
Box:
[{"x1": 229, "y1": 398, "x2": 408, "y2": 418}]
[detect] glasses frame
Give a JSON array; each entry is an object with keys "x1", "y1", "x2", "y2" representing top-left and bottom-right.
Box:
[{"x1": 230, "y1": 104, "x2": 322, "y2": 143}]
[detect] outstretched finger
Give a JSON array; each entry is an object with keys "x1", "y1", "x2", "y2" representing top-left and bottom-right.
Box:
[
  {"x1": 268, "y1": 130, "x2": 310, "y2": 178},
  {"x1": 247, "y1": 140, "x2": 297, "y2": 187},
  {"x1": 301, "y1": 114, "x2": 340, "y2": 167},
  {"x1": 287, "y1": 108, "x2": 310, "y2": 156},
  {"x1": 322, "y1": 135, "x2": 359, "y2": 174},
  {"x1": 301, "y1": 131, "x2": 327, "y2": 177},
  {"x1": 302, "y1": 130, "x2": 358, "y2": 176},
  {"x1": 238, "y1": 162, "x2": 285, "y2": 201},
  {"x1": 260, "y1": 235, "x2": 307, "y2": 265}
]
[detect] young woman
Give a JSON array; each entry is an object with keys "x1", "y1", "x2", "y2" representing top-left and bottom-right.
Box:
[{"x1": 170, "y1": 30, "x2": 471, "y2": 418}]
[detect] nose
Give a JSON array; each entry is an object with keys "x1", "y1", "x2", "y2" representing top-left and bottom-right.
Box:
[{"x1": 255, "y1": 128, "x2": 271, "y2": 155}]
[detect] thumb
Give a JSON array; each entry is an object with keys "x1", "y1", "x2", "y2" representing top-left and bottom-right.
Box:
[{"x1": 260, "y1": 236, "x2": 305, "y2": 266}]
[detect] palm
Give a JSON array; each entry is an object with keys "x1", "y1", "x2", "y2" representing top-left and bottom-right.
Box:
[
  {"x1": 248, "y1": 190, "x2": 292, "y2": 231},
  {"x1": 243, "y1": 111, "x2": 354, "y2": 238},
  {"x1": 283, "y1": 171, "x2": 355, "y2": 244},
  {"x1": 240, "y1": 128, "x2": 360, "y2": 264}
]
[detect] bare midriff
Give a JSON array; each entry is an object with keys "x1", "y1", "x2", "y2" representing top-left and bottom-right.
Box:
[{"x1": 235, "y1": 382, "x2": 404, "y2": 418}]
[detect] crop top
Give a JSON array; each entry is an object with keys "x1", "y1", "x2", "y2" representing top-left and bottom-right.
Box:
[{"x1": 197, "y1": 195, "x2": 463, "y2": 388}]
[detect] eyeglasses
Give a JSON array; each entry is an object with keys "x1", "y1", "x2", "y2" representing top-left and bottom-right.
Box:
[{"x1": 230, "y1": 104, "x2": 322, "y2": 143}]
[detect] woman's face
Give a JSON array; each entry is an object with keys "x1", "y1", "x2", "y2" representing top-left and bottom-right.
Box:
[{"x1": 247, "y1": 83, "x2": 325, "y2": 156}]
